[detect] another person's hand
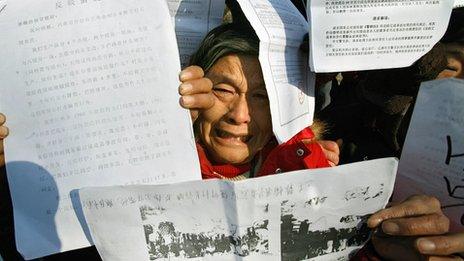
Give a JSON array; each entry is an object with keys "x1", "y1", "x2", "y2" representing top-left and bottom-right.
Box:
[
  {"x1": 178, "y1": 66, "x2": 215, "y2": 122},
  {"x1": 0, "y1": 113, "x2": 9, "y2": 167},
  {"x1": 368, "y1": 195, "x2": 464, "y2": 260}
]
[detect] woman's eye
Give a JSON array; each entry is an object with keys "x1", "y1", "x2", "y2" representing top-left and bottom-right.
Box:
[{"x1": 212, "y1": 87, "x2": 235, "y2": 98}]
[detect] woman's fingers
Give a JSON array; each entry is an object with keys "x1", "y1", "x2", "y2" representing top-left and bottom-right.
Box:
[
  {"x1": 179, "y1": 78, "x2": 214, "y2": 112},
  {"x1": 416, "y1": 233, "x2": 464, "y2": 256},
  {"x1": 178, "y1": 66, "x2": 215, "y2": 122},
  {"x1": 0, "y1": 113, "x2": 5, "y2": 125},
  {"x1": 317, "y1": 140, "x2": 340, "y2": 155},
  {"x1": 368, "y1": 195, "x2": 442, "y2": 228},
  {"x1": 180, "y1": 93, "x2": 215, "y2": 111},
  {"x1": 0, "y1": 114, "x2": 6, "y2": 166},
  {"x1": 0, "y1": 113, "x2": 8, "y2": 139},
  {"x1": 381, "y1": 213, "x2": 449, "y2": 236},
  {"x1": 179, "y1": 66, "x2": 204, "y2": 82},
  {"x1": 317, "y1": 140, "x2": 340, "y2": 166},
  {"x1": 0, "y1": 126, "x2": 8, "y2": 139},
  {"x1": 179, "y1": 77, "x2": 213, "y2": 96},
  {"x1": 301, "y1": 139, "x2": 340, "y2": 166}
]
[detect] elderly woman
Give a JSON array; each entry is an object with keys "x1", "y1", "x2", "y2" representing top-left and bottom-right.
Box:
[
  {"x1": 179, "y1": 22, "x2": 334, "y2": 180},
  {"x1": 178, "y1": 22, "x2": 464, "y2": 260}
]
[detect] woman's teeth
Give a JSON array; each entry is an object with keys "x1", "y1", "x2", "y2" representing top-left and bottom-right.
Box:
[{"x1": 216, "y1": 129, "x2": 251, "y2": 142}]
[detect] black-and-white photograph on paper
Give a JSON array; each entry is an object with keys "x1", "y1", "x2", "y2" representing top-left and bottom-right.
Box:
[{"x1": 140, "y1": 203, "x2": 270, "y2": 260}]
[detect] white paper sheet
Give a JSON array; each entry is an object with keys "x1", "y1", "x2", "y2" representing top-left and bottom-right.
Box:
[
  {"x1": 80, "y1": 158, "x2": 398, "y2": 261},
  {"x1": 455, "y1": 0, "x2": 464, "y2": 8},
  {"x1": 0, "y1": 1, "x2": 6, "y2": 13},
  {"x1": 167, "y1": 0, "x2": 225, "y2": 68},
  {"x1": 394, "y1": 78, "x2": 464, "y2": 232},
  {"x1": 308, "y1": 0, "x2": 454, "y2": 72},
  {"x1": 236, "y1": 0, "x2": 315, "y2": 143},
  {"x1": 0, "y1": 0, "x2": 201, "y2": 259}
]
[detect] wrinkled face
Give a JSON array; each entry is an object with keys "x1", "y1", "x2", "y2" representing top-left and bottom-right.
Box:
[
  {"x1": 198, "y1": 54, "x2": 273, "y2": 164},
  {"x1": 437, "y1": 43, "x2": 464, "y2": 79}
]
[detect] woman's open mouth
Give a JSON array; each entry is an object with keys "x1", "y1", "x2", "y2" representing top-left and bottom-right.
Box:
[{"x1": 214, "y1": 128, "x2": 252, "y2": 144}]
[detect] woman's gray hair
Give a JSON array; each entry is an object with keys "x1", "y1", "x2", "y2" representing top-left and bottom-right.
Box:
[{"x1": 189, "y1": 22, "x2": 259, "y2": 72}]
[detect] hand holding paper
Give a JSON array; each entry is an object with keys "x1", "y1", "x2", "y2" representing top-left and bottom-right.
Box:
[
  {"x1": 368, "y1": 195, "x2": 460, "y2": 260},
  {"x1": 178, "y1": 66, "x2": 215, "y2": 122}
]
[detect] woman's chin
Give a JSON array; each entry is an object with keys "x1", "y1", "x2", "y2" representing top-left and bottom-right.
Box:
[{"x1": 209, "y1": 146, "x2": 251, "y2": 165}]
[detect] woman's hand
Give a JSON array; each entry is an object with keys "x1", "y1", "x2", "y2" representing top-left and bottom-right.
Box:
[
  {"x1": 368, "y1": 195, "x2": 464, "y2": 260},
  {"x1": 178, "y1": 66, "x2": 215, "y2": 122},
  {"x1": 302, "y1": 139, "x2": 340, "y2": 166},
  {"x1": 316, "y1": 140, "x2": 340, "y2": 166},
  {"x1": 0, "y1": 113, "x2": 9, "y2": 166}
]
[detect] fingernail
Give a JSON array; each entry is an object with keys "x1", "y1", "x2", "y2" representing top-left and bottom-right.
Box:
[
  {"x1": 382, "y1": 222, "x2": 400, "y2": 235},
  {"x1": 181, "y1": 96, "x2": 194, "y2": 106},
  {"x1": 179, "y1": 83, "x2": 192, "y2": 94},
  {"x1": 367, "y1": 217, "x2": 382, "y2": 228},
  {"x1": 179, "y1": 71, "x2": 192, "y2": 81},
  {"x1": 0, "y1": 126, "x2": 9, "y2": 137},
  {"x1": 417, "y1": 238, "x2": 436, "y2": 253}
]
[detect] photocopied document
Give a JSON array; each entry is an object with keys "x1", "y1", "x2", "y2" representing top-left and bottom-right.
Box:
[
  {"x1": 236, "y1": 0, "x2": 315, "y2": 143},
  {"x1": 0, "y1": 0, "x2": 201, "y2": 259},
  {"x1": 80, "y1": 158, "x2": 398, "y2": 261},
  {"x1": 0, "y1": 1, "x2": 6, "y2": 13},
  {"x1": 455, "y1": 0, "x2": 464, "y2": 8},
  {"x1": 308, "y1": 0, "x2": 454, "y2": 72},
  {"x1": 167, "y1": 0, "x2": 225, "y2": 68},
  {"x1": 394, "y1": 78, "x2": 464, "y2": 232}
]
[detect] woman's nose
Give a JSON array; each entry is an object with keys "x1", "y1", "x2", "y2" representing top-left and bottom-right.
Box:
[{"x1": 226, "y1": 96, "x2": 251, "y2": 124}]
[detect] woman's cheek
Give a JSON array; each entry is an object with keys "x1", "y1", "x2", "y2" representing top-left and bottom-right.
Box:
[
  {"x1": 201, "y1": 100, "x2": 229, "y2": 123},
  {"x1": 253, "y1": 102, "x2": 272, "y2": 128}
]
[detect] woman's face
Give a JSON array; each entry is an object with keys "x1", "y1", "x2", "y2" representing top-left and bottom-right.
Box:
[{"x1": 198, "y1": 54, "x2": 273, "y2": 164}]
